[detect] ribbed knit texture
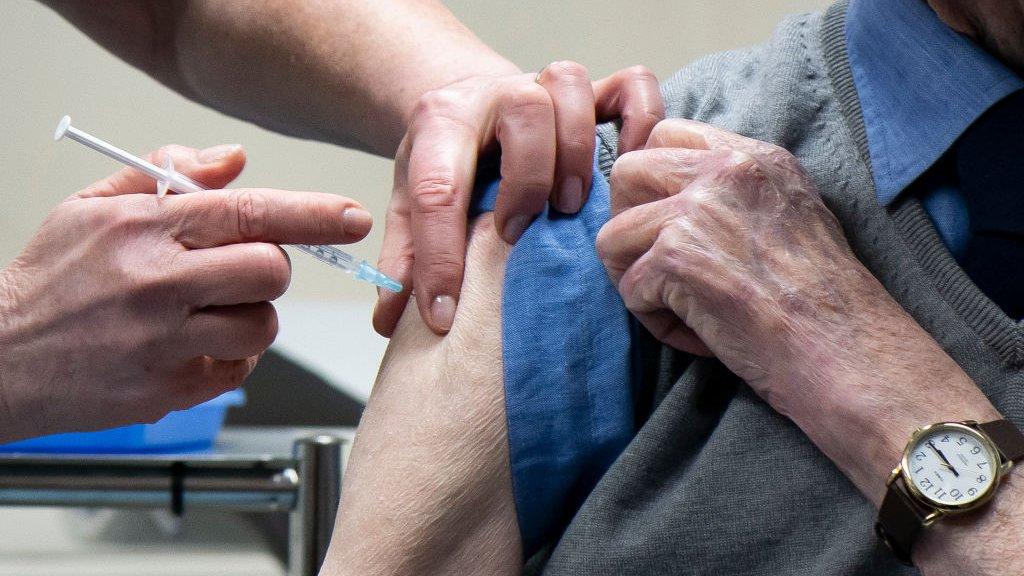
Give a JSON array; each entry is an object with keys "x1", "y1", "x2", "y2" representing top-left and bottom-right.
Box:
[
  {"x1": 531, "y1": 2, "x2": 1024, "y2": 574},
  {"x1": 892, "y1": 201, "x2": 1023, "y2": 364}
]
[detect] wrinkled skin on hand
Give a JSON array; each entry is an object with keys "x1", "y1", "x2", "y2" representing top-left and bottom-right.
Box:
[
  {"x1": 597, "y1": 119, "x2": 884, "y2": 407},
  {"x1": 599, "y1": 118, "x2": 1024, "y2": 576}
]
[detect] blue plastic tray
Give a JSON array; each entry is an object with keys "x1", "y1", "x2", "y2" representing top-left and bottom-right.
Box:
[{"x1": 0, "y1": 389, "x2": 245, "y2": 453}]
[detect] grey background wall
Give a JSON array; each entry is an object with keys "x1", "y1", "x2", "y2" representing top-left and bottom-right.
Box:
[{"x1": 0, "y1": 0, "x2": 829, "y2": 401}]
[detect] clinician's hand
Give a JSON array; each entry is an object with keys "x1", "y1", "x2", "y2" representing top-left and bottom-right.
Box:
[
  {"x1": 375, "y1": 64, "x2": 665, "y2": 335},
  {"x1": 0, "y1": 145, "x2": 372, "y2": 443}
]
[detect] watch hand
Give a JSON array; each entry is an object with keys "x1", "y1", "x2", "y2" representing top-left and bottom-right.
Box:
[{"x1": 928, "y1": 441, "x2": 959, "y2": 477}]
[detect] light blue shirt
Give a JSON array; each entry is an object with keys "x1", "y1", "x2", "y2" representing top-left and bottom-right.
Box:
[
  {"x1": 846, "y1": 0, "x2": 1022, "y2": 256},
  {"x1": 470, "y1": 150, "x2": 634, "y2": 556}
]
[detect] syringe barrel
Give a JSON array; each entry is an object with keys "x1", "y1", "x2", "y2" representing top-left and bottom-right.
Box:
[
  {"x1": 166, "y1": 174, "x2": 208, "y2": 195},
  {"x1": 64, "y1": 125, "x2": 166, "y2": 182}
]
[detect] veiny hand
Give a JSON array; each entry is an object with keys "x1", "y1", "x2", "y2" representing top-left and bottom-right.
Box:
[
  {"x1": 374, "y1": 63, "x2": 665, "y2": 336},
  {"x1": 596, "y1": 119, "x2": 885, "y2": 396},
  {"x1": 0, "y1": 145, "x2": 372, "y2": 443},
  {"x1": 596, "y1": 121, "x2": 1024, "y2": 576}
]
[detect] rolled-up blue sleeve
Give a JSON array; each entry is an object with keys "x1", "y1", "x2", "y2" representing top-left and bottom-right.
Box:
[{"x1": 469, "y1": 144, "x2": 636, "y2": 555}]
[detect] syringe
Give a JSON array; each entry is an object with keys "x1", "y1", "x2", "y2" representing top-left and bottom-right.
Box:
[{"x1": 54, "y1": 115, "x2": 403, "y2": 293}]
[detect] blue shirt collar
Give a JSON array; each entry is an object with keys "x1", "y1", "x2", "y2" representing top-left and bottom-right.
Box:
[{"x1": 846, "y1": 0, "x2": 1023, "y2": 204}]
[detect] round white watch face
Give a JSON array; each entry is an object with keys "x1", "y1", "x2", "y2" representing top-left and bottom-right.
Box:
[{"x1": 905, "y1": 425, "x2": 999, "y2": 507}]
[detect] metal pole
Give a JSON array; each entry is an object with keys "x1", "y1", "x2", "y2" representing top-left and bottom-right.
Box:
[
  {"x1": 0, "y1": 464, "x2": 298, "y2": 510},
  {"x1": 289, "y1": 435, "x2": 343, "y2": 576}
]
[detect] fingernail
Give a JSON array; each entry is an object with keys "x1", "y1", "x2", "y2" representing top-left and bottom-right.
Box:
[
  {"x1": 343, "y1": 208, "x2": 373, "y2": 236},
  {"x1": 431, "y1": 295, "x2": 457, "y2": 332},
  {"x1": 503, "y1": 215, "x2": 532, "y2": 244},
  {"x1": 558, "y1": 176, "x2": 583, "y2": 213},
  {"x1": 198, "y1": 144, "x2": 241, "y2": 164}
]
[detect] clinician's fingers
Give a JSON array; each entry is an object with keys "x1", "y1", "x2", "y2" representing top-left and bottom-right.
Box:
[
  {"x1": 373, "y1": 204, "x2": 415, "y2": 336},
  {"x1": 593, "y1": 66, "x2": 664, "y2": 154},
  {"x1": 177, "y1": 242, "x2": 292, "y2": 307},
  {"x1": 536, "y1": 61, "x2": 597, "y2": 214},
  {"x1": 182, "y1": 302, "x2": 279, "y2": 361},
  {"x1": 74, "y1": 144, "x2": 245, "y2": 199},
  {"x1": 492, "y1": 82, "x2": 557, "y2": 244},
  {"x1": 405, "y1": 111, "x2": 481, "y2": 335},
  {"x1": 608, "y1": 148, "x2": 723, "y2": 216},
  {"x1": 373, "y1": 143, "x2": 416, "y2": 337},
  {"x1": 167, "y1": 188, "x2": 372, "y2": 249},
  {"x1": 169, "y1": 356, "x2": 255, "y2": 411}
]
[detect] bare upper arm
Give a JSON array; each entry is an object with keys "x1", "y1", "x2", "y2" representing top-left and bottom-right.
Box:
[{"x1": 321, "y1": 214, "x2": 520, "y2": 575}]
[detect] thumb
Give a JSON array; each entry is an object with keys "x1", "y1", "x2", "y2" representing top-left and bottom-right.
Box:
[{"x1": 72, "y1": 144, "x2": 246, "y2": 199}]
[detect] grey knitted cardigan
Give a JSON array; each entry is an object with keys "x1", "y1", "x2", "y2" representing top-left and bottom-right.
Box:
[{"x1": 528, "y1": 2, "x2": 1024, "y2": 575}]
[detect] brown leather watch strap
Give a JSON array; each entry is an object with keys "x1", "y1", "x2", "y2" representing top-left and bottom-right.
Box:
[
  {"x1": 876, "y1": 476, "x2": 933, "y2": 566},
  {"x1": 977, "y1": 420, "x2": 1024, "y2": 462}
]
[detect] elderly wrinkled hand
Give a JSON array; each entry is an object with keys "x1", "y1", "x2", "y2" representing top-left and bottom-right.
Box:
[
  {"x1": 597, "y1": 119, "x2": 880, "y2": 393},
  {"x1": 0, "y1": 145, "x2": 372, "y2": 443},
  {"x1": 374, "y1": 63, "x2": 664, "y2": 336}
]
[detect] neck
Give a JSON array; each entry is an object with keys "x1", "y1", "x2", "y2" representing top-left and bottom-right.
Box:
[{"x1": 926, "y1": 0, "x2": 1024, "y2": 77}]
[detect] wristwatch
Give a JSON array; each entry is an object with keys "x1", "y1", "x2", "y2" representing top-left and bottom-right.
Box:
[{"x1": 876, "y1": 419, "x2": 1024, "y2": 564}]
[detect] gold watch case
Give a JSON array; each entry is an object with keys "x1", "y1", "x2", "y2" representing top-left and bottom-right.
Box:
[{"x1": 888, "y1": 421, "x2": 1010, "y2": 523}]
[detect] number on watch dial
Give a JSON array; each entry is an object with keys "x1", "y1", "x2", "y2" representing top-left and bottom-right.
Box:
[{"x1": 905, "y1": 425, "x2": 998, "y2": 507}]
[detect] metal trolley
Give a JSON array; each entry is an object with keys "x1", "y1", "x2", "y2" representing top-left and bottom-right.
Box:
[{"x1": 0, "y1": 427, "x2": 352, "y2": 576}]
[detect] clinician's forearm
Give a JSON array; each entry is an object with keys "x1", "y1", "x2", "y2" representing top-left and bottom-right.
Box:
[
  {"x1": 41, "y1": 0, "x2": 518, "y2": 156},
  {"x1": 320, "y1": 215, "x2": 520, "y2": 575}
]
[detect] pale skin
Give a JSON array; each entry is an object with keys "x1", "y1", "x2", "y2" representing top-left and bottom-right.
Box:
[
  {"x1": 597, "y1": 119, "x2": 1024, "y2": 575},
  {"x1": 324, "y1": 119, "x2": 1024, "y2": 576},
  {"x1": 596, "y1": 1, "x2": 1024, "y2": 567},
  {"x1": 0, "y1": 1, "x2": 662, "y2": 440},
  {"x1": 0, "y1": 145, "x2": 372, "y2": 443},
  {"x1": 376, "y1": 65, "x2": 663, "y2": 335},
  {"x1": 326, "y1": 4, "x2": 1024, "y2": 573},
  {"x1": 320, "y1": 215, "x2": 518, "y2": 576},
  {"x1": 19, "y1": 0, "x2": 1022, "y2": 571},
  {"x1": 41, "y1": 0, "x2": 664, "y2": 334},
  {"x1": 320, "y1": 78, "x2": 665, "y2": 573}
]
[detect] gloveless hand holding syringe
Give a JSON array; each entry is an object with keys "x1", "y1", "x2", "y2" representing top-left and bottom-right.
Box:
[{"x1": 54, "y1": 115, "x2": 403, "y2": 293}]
